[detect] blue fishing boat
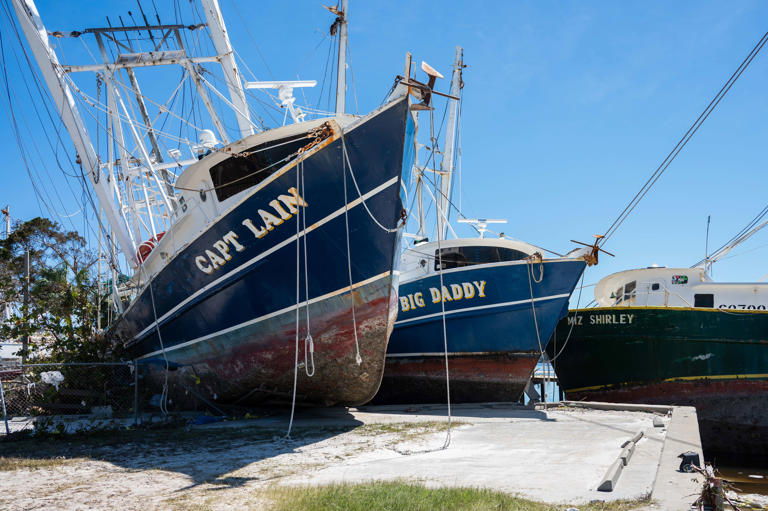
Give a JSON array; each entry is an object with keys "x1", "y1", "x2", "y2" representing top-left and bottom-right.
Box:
[
  {"x1": 379, "y1": 237, "x2": 586, "y2": 403},
  {"x1": 376, "y1": 48, "x2": 589, "y2": 404},
  {"x1": 12, "y1": 0, "x2": 421, "y2": 406}
]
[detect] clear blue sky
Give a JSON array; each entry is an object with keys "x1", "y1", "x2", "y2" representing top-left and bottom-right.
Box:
[{"x1": 1, "y1": 0, "x2": 768, "y2": 293}]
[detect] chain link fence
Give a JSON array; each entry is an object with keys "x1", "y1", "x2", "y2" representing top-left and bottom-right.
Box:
[
  {"x1": 0, "y1": 361, "x2": 138, "y2": 435},
  {"x1": 0, "y1": 361, "x2": 229, "y2": 435}
]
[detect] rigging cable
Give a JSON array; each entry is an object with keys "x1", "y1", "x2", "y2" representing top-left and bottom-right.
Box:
[{"x1": 597, "y1": 29, "x2": 768, "y2": 250}]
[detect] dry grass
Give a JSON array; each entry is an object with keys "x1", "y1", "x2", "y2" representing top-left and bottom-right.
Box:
[{"x1": 0, "y1": 456, "x2": 85, "y2": 471}]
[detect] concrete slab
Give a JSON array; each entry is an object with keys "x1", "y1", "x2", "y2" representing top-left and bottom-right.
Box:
[
  {"x1": 278, "y1": 402, "x2": 687, "y2": 505},
  {"x1": 646, "y1": 406, "x2": 704, "y2": 511}
]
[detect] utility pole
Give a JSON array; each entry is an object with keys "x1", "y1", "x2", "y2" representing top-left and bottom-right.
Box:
[
  {"x1": 334, "y1": 0, "x2": 348, "y2": 115},
  {"x1": 22, "y1": 248, "x2": 30, "y2": 365}
]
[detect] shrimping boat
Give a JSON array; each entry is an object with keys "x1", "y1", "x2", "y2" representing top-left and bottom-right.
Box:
[
  {"x1": 375, "y1": 48, "x2": 589, "y2": 404},
  {"x1": 10, "y1": 0, "x2": 421, "y2": 406},
  {"x1": 550, "y1": 264, "x2": 768, "y2": 463}
]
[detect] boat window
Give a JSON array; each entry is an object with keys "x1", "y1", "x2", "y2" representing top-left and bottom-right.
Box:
[
  {"x1": 209, "y1": 133, "x2": 309, "y2": 202},
  {"x1": 651, "y1": 283, "x2": 660, "y2": 291},
  {"x1": 435, "y1": 246, "x2": 529, "y2": 271},
  {"x1": 623, "y1": 281, "x2": 636, "y2": 300},
  {"x1": 613, "y1": 285, "x2": 624, "y2": 305},
  {"x1": 694, "y1": 294, "x2": 714, "y2": 308}
]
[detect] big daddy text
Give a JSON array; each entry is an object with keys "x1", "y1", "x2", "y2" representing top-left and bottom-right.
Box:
[{"x1": 399, "y1": 281, "x2": 487, "y2": 312}]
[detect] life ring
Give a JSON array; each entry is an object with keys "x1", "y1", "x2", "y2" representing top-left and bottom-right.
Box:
[{"x1": 136, "y1": 231, "x2": 166, "y2": 264}]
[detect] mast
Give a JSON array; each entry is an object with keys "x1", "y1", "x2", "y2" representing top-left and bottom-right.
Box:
[
  {"x1": 200, "y1": 0, "x2": 254, "y2": 139},
  {"x1": 436, "y1": 46, "x2": 463, "y2": 240},
  {"x1": 335, "y1": 0, "x2": 348, "y2": 115},
  {"x1": 11, "y1": 0, "x2": 137, "y2": 264}
]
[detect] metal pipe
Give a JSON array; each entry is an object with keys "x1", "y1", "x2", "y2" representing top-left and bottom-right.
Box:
[
  {"x1": 0, "y1": 378, "x2": 9, "y2": 435},
  {"x1": 335, "y1": 0, "x2": 348, "y2": 115},
  {"x1": 133, "y1": 361, "x2": 139, "y2": 425}
]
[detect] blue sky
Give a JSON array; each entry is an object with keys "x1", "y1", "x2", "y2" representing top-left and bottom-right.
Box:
[{"x1": 1, "y1": 0, "x2": 768, "y2": 292}]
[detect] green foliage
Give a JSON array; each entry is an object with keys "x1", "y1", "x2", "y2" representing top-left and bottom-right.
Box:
[{"x1": 0, "y1": 217, "x2": 118, "y2": 362}]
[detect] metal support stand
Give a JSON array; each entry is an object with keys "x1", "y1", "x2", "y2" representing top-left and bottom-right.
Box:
[
  {"x1": 133, "y1": 361, "x2": 139, "y2": 426},
  {"x1": 0, "y1": 378, "x2": 10, "y2": 435}
]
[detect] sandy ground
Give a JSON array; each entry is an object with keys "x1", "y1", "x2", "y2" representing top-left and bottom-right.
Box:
[{"x1": 0, "y1": 404, "x2": 680, "y2": 510}]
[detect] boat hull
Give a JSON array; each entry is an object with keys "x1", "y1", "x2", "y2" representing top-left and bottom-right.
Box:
[
  {"x1": 113, "y1": 97, "x2": 415, "y2": 407},
  {"x1": 549, "y1": 307, "x2": 768, "y2": 465},
  {"x1": 376, "y1": 258, "x2": 586, "y2": 404}
]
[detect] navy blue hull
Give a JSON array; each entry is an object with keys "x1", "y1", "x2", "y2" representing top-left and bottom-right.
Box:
[
  {"x1": 112, "y1": 97, "x2": 415, "y2": 406},
  {"x1": 376, "y1": 258, "x2": 586, "y2": 403}
]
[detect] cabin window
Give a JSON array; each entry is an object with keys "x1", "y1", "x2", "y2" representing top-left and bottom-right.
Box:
[
  {"x1": 435, "y1": 246, "x2": 529, "y2": 271},
  {"x1": 209, "y1": 133, "x2": 309, "y2": 202},
  {"x1": 612, "y1": 285, "x2": 624, "y2": 305},
  {"x1": 694, "y1": 294, "x2": 714, "y2": 308},
  {"x1": 651, "y1": 283, "x2": 660, "y2": 291},
  {"x1": 623, "y1": 281, "x2": 636, "y2": 301}
]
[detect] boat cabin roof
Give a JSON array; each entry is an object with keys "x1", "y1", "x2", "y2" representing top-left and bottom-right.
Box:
[{"x1": 594, "y1": 266, "x2": 768, "y2": 307}]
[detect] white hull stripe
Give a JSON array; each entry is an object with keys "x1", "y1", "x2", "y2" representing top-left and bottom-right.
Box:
[
  {"x1": 393, "y1": 293, "x2": 570, "y2": 326},
  {"x1": 133, "y1": 175, "x2": 400, "y2": 342},
  {"x1": 137, "y1": 270, "x2": 393, "y2": 360},
  {"x1": 399, "y1": 259, "x2": 579, "y2": 285}
]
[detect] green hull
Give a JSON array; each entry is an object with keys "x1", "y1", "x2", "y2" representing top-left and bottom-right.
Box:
[{"x1": 548, "y1": 307, "x2": 768, "y2": 464}]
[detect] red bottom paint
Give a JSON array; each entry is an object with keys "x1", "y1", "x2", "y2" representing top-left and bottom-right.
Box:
[
  {"x1": 143, "y1": 280, "x2": 398, "y2": 408},
  {"x1": 374, "y1": 353, "x2": 540, "y2": 404}
]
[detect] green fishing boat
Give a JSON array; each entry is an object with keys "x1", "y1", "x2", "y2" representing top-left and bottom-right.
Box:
[{"x1": 549, "y1": 266, "x2": 768, "y2": 465}]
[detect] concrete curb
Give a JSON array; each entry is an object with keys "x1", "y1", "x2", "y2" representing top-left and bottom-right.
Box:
[
  {"x1": 598, "y1": 458, "x2": 624, "y2": 491},
  {"x1": 648, "y1": 406, "x2": 704, "y2": 510},
  {"x1": 598, "y1": 429, "x2": 642, "y2": 492},
  {"x1": 559, "y1": 400, "x2": 673, "y2": 414}
]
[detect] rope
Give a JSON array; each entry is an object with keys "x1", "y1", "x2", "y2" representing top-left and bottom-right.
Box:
[
  {"x1": 341, "y1": 141, "x2": 363, "y2": 366},
  {"x1": 340, "y1": 131, "x2": 403, "y2": 233},
  {"x1": 526, "y1": 257, "x2": 545, "y2": 410},
  {"x1": 301, "y1": 161, "x2": 315, "y2": 377},
  {"x1": 394, "y1": 107, "x2": 452, "y2": 456},
  {"x1": 285, "y1": 161, "x2": 302, "y2": 438},
  {"x1": 141, "y1": 264, "x2": 170, "y2": 416},
  {"x1": 549, "y1": 271, "x2": 586, "y2": 363}
]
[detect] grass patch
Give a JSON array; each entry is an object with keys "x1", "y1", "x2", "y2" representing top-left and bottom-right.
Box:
[
  {"x1": 0, "y1": 456, "x2": 84, "y2": 471},
  {"x1": 355, "y1": 421, "x2": 469, "y2": 442},
  {"x1": 267, "y1": 482, "x2": 647, "y2": 511}
]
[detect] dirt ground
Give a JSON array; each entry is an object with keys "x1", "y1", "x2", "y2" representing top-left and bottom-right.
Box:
[{"x1": 0, "y1": 417, "x2": 455, "y2": 511}]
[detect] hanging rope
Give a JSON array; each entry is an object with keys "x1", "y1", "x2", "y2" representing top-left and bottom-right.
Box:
[
  {"x1": 141, "y1": 264, "x2": 170, "y2": 416},
  {"x1": 300, "y1": 161, "x2": 315, "y2": 377},
  {"x1": 341, "y1": 139, "x2": 363, "y2": 366},
  {"x1": 526, "y1": 257, "x2": 546, "y2": 410},
  {"x1": 340, "y1": 131, "x2": 404, "y2": 233},
  {"x1": 549, "y1": 271, "x2": 586, "y2": 363},
  {"x1": 394, "y1": 107, "x2": 452, "y2": 456},
  {"x1": 285, "y1": 161, "x2": 303, "y2": 438}
]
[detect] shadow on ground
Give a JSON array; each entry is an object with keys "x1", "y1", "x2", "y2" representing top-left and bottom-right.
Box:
[
  {"x1": 0, "y1": 407, "x2": 362, "y2": 491},
  {"x1": 356, "y1": 402, "x2": 553, "y2": 421}
]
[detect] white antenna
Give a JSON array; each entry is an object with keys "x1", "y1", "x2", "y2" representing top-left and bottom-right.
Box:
[
  {"x1": 436, "y1": 47, "x2": 463, "y2": 240},
  {"x1": 245, "y1": 80, "x2": 317, "y2": 124},
  {"x1": 458, "y1": 218, "x2": 507, "y2": 239}
]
